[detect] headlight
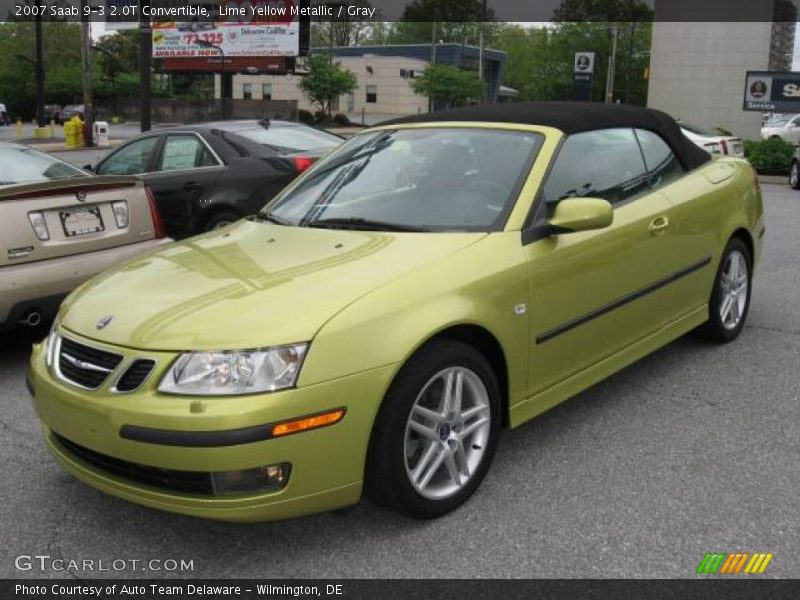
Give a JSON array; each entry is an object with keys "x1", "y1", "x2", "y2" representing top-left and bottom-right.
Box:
[{"x1": 158, "y1": 344, "x2": 308, "y2": 396}]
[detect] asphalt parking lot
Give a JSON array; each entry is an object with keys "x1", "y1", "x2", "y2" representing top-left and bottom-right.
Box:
[{"x1": 0, "y1": 183, "x2": 797, "y2": 579}]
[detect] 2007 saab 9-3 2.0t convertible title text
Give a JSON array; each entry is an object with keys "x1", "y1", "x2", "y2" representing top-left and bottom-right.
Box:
[{"x1": 28, "y1": 103, "x2": 764, "y2": 522}]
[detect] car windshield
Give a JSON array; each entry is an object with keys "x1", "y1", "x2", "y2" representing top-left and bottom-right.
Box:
[
  {"x1": 0, "y1": 145, "x2": 88, "y2": 185},
  {"x1": 262, "y1": 127, "x2": 542, "y2": 232},
  {"x1": 233, "y1": 124, "x2": 342, "y2": 154}
]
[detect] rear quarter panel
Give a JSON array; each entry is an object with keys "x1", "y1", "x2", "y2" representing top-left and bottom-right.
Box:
[{"x1": 657, "y1": 157, "x2": 763, "y2": 314}]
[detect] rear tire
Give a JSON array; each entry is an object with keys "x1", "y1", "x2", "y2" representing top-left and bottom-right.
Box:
[
  {"x1": 790, "y1": 161, "x2": 800, "y2": 190},
  {"x1": 702, "y1": 238, "x2": 752, "y2": 343},
  {"x1": 365, "y1": 339, "x2": 501, "y2": 519}
]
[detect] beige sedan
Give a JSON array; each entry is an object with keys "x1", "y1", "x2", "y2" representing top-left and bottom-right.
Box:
[{"x1": 0, "y1": 143, "x2": 171, "y2": 330}]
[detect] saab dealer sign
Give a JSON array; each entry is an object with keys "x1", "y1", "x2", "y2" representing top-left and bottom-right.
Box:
[{"x1": 744, "y1": 71, "x2": 800, "y2": 112}]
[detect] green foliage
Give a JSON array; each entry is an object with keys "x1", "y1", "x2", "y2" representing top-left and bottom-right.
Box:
[
  {"x1": 0, "y1": 21, "x2": 83, "y2": 118},
  {"x1": 298, "y1": 54, "x2": 358, "y2": 119},
  {"x1": 492, "y1": 20, "x2": 652, "y2": 104},
  {"x1": 410, "y1": 64, "x2": 484, "y2": 108},
  {"x1": 744, "y1": 138, "x2": 795, "y2": 175},
  {"x1": 310, "y1": 0, "x2": 375, "y2": 47},
  {"x1": 333, "y1": 113, "x2": 351, "y2": 126},
  {"x1": 298, "y1": 109, "x2": 314, "y2": 123},
  {"x1": 552, "y1": 0, "x2": 653, "y2": 21}
]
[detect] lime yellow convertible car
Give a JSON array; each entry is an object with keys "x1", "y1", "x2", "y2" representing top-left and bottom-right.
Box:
[{"x1": 28, "y1": 103, "x2": 764, "y2": 521}]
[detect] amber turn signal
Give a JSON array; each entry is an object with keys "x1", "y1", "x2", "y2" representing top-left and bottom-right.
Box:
[{"x1": 271, "y1": 408, "x2": 346, "y2": 437}]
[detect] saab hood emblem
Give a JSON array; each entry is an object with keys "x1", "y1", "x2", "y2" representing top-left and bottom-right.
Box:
[
  {"x1": 76, "y1": 190, "x2": 87, "y2": 202},
  {"x1": 96, "y1": 315, "x2": 114, "y2": 330}
]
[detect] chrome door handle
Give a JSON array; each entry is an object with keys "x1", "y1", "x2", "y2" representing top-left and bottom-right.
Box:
[{"x1": 649, "y1": 215, "x2": 670, "y2": 236}]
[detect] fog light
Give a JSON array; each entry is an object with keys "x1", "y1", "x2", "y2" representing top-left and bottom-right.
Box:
[{"x1": 210, "y1": 463, "x2": 290, "y2": 495}]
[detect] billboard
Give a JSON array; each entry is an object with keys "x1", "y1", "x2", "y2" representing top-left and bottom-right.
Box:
[
  {"x1": 152, "y1": 0, "x2": 300, "y2": 59},
  {"x1": 743, "y1": 70, "x2": 800, "y2": 112}
]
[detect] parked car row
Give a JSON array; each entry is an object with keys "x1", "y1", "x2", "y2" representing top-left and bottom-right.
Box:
[
  {"x1": 88, "y1": 119, "x2": 342, "y2": 238},
  {"x1": 0, "y1": 119, "x2": 343, "y2": 333}
]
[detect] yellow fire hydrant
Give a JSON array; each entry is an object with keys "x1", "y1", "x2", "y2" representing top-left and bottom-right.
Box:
[
  {"x1": 75, "y1": 116, "x2": 85, "y2": 147},
  {"x1": 63, "y1": 119, "x2": 77, "y2": 149}
]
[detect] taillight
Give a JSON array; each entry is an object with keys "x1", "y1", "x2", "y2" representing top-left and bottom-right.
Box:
[
  {"x1": 292, "y1": 156, "x2": 315, "y2": 174},
  {"x1": 720, "y1": 140, "x2": 728, "y2": 155},
  {"x1": 145, "y1": 186, "x2": 166, "y2": 239}
]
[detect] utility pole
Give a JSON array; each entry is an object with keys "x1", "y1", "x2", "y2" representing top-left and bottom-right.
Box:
[
  {"x1": 34, "y1": 2, "x2": 45, "y2": 128},
  {"x1": 139, "y1": 11, "x2": 152, "y2": 132},
  {"x1": 478, "y1": 0, "x2": 486, "y2": 104},
  {"x1": 605, "y1": 24, "x2": 619, "y2": 103},
  {"x1": 80, "y1": 0, "x2": 94, "y2": 144},
  {"x1": 429, "y1": 21, "x2": 437, "y2": 113}
]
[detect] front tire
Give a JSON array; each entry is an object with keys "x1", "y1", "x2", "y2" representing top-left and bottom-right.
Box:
[
  {"x1": 703, "y1": 238, "x2": 752, "y2": 343},
  {"x1": 365, "y1": 339, "x2": 501, "y2": 518},
  {"x1": 790, "y1": 161, "x2": 800, "y2": 190}
]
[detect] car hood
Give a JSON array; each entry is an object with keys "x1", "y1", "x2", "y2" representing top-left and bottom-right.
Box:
[{"x1": 60, "y1": 221, "x2": 485, "y2": 351}]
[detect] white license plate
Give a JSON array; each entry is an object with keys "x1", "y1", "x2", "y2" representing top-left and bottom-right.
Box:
[
  {"x1": 733, "y1": 143, "x2": 743, "y2": 154},
  {"x1": 60, "y1": 207, "x2": 104, "y2": 237}
]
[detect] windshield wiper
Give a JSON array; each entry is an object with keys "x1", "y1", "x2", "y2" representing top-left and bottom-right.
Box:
[
  {"x1": 308, "y1": 217, "x2": 428, "y2": 232},
  {"x1": 249, "y1": 212, "x2": 293, "y2": 226}
]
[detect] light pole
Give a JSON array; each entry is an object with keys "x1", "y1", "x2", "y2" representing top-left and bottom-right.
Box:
[
  {"x1": 197, "y1": 39, "x2": 230, "y2": 119},
  {"x1": 34, "y1": 4, "x2": 45, "y2": 128}
]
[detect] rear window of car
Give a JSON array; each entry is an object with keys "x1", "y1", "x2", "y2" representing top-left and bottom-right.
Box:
[
  {"x1": 0, "y1": 145, "x2": 88, "y2": 185},
  {"x1": 232, "y1": 125, "x2": 342, "y2": 154}
]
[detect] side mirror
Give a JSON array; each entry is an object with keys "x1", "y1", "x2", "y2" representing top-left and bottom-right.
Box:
[
  {"x1": 548, "y1": 197, "x2": 613, "y2": 234},
  {"x1": 83, "y1": 164, "x2": 93, "y2": 172}
]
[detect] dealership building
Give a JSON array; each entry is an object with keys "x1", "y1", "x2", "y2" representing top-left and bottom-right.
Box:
[
  {"x1": 215, "y1": 44, "x2": 509, "y2": 122},
  {"x1": 647, "y1": 0, "x2": 797, "y2": 139}
]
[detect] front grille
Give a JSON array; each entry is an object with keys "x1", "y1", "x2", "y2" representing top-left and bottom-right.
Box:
[
  {"x1": 115, "y1": 359, "x2": 156, "y2": 392},
  {"x1": 58, "y1": 337, "x2": 123, "y2": 389},
  {"x1": 53, "y1": 433, "x2": 214, "y2": 495}
]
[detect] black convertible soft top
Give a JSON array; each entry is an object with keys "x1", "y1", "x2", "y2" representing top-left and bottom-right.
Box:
[{"x1": 381, "y1": 101, "x2": 711, "y2": 171}]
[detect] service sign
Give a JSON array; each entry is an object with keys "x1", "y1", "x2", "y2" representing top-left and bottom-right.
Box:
[
  {"x1": 574, "y1": 52, "x2": 595, "y2": 75},
  {"x1": 743, "y1": 70, "x2": 800, "y2": 112},
  {"x1": 152, "y1": 0, "x2": 300, "y2": 58}
]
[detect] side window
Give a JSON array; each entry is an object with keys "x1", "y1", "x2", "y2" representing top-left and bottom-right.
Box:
[
  {"x1": 542, "y1": 128, "x2": 650, "y2": 207},
  {"x1": 157, "y1": 135, "x2": 217, "y2": 172},
  {"x1": 635, "y1": 129, "x2": 684, "y2": 189},
  {"x1": 96, "y1": 136, "x2": 158, "y2": 175}
]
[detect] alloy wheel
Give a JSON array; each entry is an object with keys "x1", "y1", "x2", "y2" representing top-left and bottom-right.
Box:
[
  {"x1": 403, "y1": 367, "x2": 491, "y2": 500},
  {"x1": 719, "y1": 249, "x2": 749, "y2": 330},
  {"x1": 791, "y1": 163, "x2": 799, "y2": 188}
]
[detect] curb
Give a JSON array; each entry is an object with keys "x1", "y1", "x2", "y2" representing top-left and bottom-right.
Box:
[{"x1": 759, "y1": 175, "x2": 788, "y2": 185}]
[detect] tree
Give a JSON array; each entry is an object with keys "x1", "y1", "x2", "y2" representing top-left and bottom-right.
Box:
[
  {"x1": 298, "y1": 54, "x2": 357, "y2": 119},
  {"x1": 410, "y1": 64, "x2": 484, "y2": 108},
  {"x1": 310, "y1": 0, "x2": 377, "y2": 47},
  {"x1": 552, "y1": 0, "x2": 653, "y2": 22}
]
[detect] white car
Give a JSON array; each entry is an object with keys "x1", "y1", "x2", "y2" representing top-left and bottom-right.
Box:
[
  {"x1": 680, "y1": 123, "x2": 744, "y2": 157},
  {"x1": 760, "y1": 114, "x2": 800, "y2": 143}
]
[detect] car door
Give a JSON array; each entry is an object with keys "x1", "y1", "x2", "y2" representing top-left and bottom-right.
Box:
[
  {"x1": 523, "y1": 128, "x2": 689, "y2": 398},
  {"x1": 95, "y1": 135, "x2": 160, "y2": 176},
  {"x1": 144, "y1": 132, "x2": 225, "y2": 237}
]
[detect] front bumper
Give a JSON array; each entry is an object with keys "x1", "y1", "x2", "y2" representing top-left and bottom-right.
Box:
[{"x1": 29, "y1": 334, "x2": 396, "y2": 522}]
